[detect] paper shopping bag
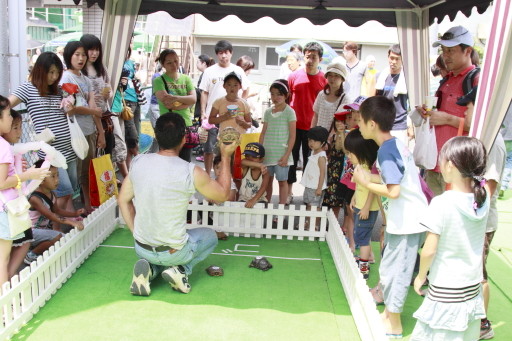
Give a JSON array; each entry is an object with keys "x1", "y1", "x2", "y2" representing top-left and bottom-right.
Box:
[{"x1": 89, "y1": 153, "x2": 118, "y2": 206}]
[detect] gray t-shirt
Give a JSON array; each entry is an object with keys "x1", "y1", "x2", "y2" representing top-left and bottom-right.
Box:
[
  {"x1": 60, "y1": 71, "x2": 96, "y2": 135},
  {"x1": 345, "y1": 61, "x2": 366, "y2": 101},
  {"x1": 130, "y1": 153, "x2": 196, "y2": 248}
]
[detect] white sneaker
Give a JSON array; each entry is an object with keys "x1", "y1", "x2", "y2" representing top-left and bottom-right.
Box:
[
  {"x1": 130, "y1": 259, "x2": 152, "y2": 296},
  {"x1": 162, "y1": 266, "x2": 191, "y2": 294}
]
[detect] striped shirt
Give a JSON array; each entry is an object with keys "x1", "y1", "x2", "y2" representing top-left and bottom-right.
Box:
[
  {"x1": 262, "y1": 105, "x2": 296, "y2": 166},
  {"x1": 12, "y1": 82, "x2": 76, "y2": 162},
  {"x1": 427, "y1": 282, "x2": 481, "y2": 303}
]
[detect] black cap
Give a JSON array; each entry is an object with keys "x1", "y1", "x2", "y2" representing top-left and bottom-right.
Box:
[
  {"x1": 307, "y1": 126, "x2": 329, "y2": 143},
  {"x1": 456, "y1": 86, "x2": 478, "y2": 107},
  {"x1": 243, "y1": 142, "x2": 265, "y2": 157},
  {"x1": 223, "y1": 71, "x2": 242, "y2": 84}
]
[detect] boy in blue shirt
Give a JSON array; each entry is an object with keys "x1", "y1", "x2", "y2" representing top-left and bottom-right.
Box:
[{"x1": 353, "y1": 95, "x2": 427, "y2": 338}]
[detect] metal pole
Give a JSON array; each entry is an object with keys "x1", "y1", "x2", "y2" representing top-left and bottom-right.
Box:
[
  {"x1": 8, "y1": 0, "x2": 28, "y2": 98},
  {"x1": 0, "y1": 0, "x2": 10, "y2": 96}
]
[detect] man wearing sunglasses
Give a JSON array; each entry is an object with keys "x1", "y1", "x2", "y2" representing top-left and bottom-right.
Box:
[{"x1": 417, "y1": 26, "x2": 479, "y2": 196}]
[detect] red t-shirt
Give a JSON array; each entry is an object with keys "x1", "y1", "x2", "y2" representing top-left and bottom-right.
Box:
[
  {"x1": 433, "y1": 65, "x2": 479, "y2": 172},
  {"x1": 288, "y1": 69, "x2": 327, "y2": 130}
]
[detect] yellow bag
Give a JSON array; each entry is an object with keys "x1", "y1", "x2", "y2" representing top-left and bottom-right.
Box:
[
  {"x1": 240, "y1": 132, "x2": 261, "y2": 157},
  {"x1": 89, "y1": 152, "x2": 118, "y2": 206},
  {"x1": 120, "y1": 91, "x2": 133, "y2": 121}
]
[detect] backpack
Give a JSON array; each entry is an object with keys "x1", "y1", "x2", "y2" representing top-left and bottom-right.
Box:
[{"x1": 437, "y1": 67, "x2": 480, "y2": 107}]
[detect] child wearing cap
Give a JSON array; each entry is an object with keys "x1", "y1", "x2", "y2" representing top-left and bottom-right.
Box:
[
  {"x1": 301, "y1": 127, "x2": 329, "y2": 208},
  {"x1": 209, "y1": 71, "x2": 252, "y2": 184},
  {"x1": 311, "y1": 62, "x2": 351, "y2": 130},
  {"x1": 239, "y1": 143, "x2": 270, "y2": 208}
]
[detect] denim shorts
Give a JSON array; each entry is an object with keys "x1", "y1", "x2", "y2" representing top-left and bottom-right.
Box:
[
  {"x1": 353, "y1": 207, "x2": 378, "y2": 246},
  {"x1": 31, "y1": 228, "x2": 63, "y2": 248},
  {"x1": 203, "y1": 127, "x2": 219, "y2": 154},
  {"x1": 0, "y1": 211, "x2": 24, "y2": 241},
  {"x1": 303, "y1": 188, "x2": 324, "y2": 206},
  {"x1": 55, "y1": 159, "x2": 78, "y2": 197},
  {"x1": 267, "y1": 165, "x2": 289, "y2": 182}
]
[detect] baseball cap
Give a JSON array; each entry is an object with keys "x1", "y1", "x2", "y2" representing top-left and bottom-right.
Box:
[
  {"x1": 243, "y1": 142, "x2": 265, "y2": 158},
  {"x1": 307, "y1": 126, "x2": 329, "y2": 143},
  {"x1": 456, "y1": 86, "x2": 478, "y2": 106},
  {"x1": 432, "y1": 26, "x2": 474, "y2": 48},
  {"x1": 223, "y1": 71, "x2": 242, "y2": 84},
  {"x1": 325, "y1": 62, "x2": 348, "y2": 81},
  {"x1": 334, "y1": 111, "x2": 351, "y2": 121},
  {"x1": 343, "y1": 96, "x2": 368, "y2": 111}
]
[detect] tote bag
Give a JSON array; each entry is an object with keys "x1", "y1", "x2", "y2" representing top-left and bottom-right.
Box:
[
  {"x1": 413, "y1": 117, "x2": 437, "y2": 170},
  {"x1": 68, "y1": 115, "x2": 89, "y2": 160},
  {"x1": 89, "y1": 151, "x2": 118, "y2": 206},
  {"x1": 0, "y1": 188, "x2": 31, "y2": 238}
]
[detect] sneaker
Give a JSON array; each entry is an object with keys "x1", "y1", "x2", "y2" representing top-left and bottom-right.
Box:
[
  {"x1": 130, "y1": 259, "x2": 152, "y2": 296},
  {"x1": 359, "y1": 261, "x2": 370, "y2": 280},
  {"x1": 196, "y1": 155, "x2": 204, "y2": 162},
  {"x1": 162, "y1": 265, "x2": 191, "y2": 294},
  {"x1": 480, "y1": 319, "x2": 494, "y2": 340},
  {"x1": 24, "y1": 251, "x2": 39, "y2": 265}
]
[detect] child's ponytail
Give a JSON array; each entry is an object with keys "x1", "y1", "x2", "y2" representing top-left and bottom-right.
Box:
[
  {"x1": 439, "y1": 136, "x2": 488, "y2": 209},
  {"x1": 472, "y1": 175, "x2": 487, "y2": 209}
]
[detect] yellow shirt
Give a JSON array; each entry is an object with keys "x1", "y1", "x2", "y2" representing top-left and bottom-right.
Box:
[
  {"x1": 354, "y1": 164, "x2": 380, "y2": 211},
  {"x1": 212, "y1": 97, "x2": 251, "y2": 135}
]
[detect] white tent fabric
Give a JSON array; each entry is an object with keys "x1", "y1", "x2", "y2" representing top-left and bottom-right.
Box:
[
  {"x1": 396, "y1": 9, "x2": 430, "y2": 111},
  {"x1": 101, "y1": 0, "x2": 142, "y2": 91},
  {"x1": 470, "y1": 0, "x2": 512, "y2": 151}
]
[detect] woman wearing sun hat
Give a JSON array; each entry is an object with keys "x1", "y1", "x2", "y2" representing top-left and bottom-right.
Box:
[{"x1": 311, "y1": 62, "x2": 352, "y2": 130}]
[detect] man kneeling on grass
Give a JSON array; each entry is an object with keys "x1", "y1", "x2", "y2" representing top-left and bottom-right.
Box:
[{"x1": 118, "y1": 112, "x2": 236, "y2": 296}]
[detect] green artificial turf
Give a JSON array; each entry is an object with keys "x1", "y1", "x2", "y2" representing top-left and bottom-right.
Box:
[
  {"x1": 11, "y1": 191, "x2": 512, "y2": 340},
  {"x1": 12, "y1": 228, "x2": 360, "y2": 341}
]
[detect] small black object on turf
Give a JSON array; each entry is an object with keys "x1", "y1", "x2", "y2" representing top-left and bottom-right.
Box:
[{"x1": 249, "y1": 256, "x2": 272, "y2": 271}]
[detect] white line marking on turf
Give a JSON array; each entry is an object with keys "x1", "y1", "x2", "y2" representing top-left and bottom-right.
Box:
[
  {"x1": 100, "y1": 245, "x2": 134, "y2": 249},
  {"x1": 99, "y1": 245, "x2": 320, "y2": 261},
  {"x1": 234, "y1": 244, "x2": 259, "y2": 253},
  {"x1": 211, "y1": 253, "x2": 320, "y2": 261}
]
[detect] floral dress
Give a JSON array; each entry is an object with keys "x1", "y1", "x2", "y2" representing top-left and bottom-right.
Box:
[{"x1": 323, "y1": 135, "x2": 346, "y2": 208}]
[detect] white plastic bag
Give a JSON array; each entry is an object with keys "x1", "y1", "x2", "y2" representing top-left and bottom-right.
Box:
[
  {"x1": 68, "y1": 115, "x2": 89, "y2": 160},
  {"x1": 413, "y1": 117, "x2": 437, "y2": 170}
]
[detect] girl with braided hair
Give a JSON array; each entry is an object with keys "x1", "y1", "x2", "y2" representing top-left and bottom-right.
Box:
[{"x1": 411, "y1": 136, "x2": 489, "y2": 341}]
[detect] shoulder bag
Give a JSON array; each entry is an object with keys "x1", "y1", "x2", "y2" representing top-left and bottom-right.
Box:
[{"x1": 0, "y1": 180, "x2": 31, "y2": 238}]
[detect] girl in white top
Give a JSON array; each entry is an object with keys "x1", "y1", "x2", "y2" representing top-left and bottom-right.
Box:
[
  {"x1": 411, "y1": 136, "x2": 490, "y2": 341},
  {"x1": 311, "y1": 62, "x2": 351, "y2": 130},
  {"x1": 301, "y1": 126, "x2": 328, "y2": 208}
]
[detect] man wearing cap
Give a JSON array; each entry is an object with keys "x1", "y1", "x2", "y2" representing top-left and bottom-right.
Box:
[
  {"x1": 199, "y1": 40, "x2": 249, "y2": 176},
  {"x1": 375, "y1": 44, "x2": 409, "y2": 144},
  {"x1": 418, "y1": 25, "x2": 479, "y2": 195},
  {"x1": 287, "y1": 41, "x2": 327, "y2": 203}
]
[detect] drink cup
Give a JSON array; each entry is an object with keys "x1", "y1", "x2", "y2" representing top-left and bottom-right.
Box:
[
  {"x1": 227, "y1": 104, "x2": 238, "y2": 117},
  {"x1": 424, "y1": 96, "x2": 438, "y2": 111}
]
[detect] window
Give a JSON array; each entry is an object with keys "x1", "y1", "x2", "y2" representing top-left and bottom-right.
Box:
[{"x1": 266, "y1": 47, "x2": 285, "y2": 66}]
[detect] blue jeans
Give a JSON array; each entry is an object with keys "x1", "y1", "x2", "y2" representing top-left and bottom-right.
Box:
[
  {"x1": 55, "y1": 159, "x2": 78, "y2": 197},
  {"x1": 134, "y1": 228, "x2": 218, "y2": 279}
]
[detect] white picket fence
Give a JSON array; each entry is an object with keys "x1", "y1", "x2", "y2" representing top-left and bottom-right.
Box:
[
  {"x1": 0, "y1": 197, "x2": 118, "y2": 340},
  {"x1": 1, "y1": 198, "x2": 386, "y2": 340}
]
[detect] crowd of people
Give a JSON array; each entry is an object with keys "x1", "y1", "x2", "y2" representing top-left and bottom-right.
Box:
[{"x1": 1, "y1": 25, "x2": 511, "y2": 340}]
